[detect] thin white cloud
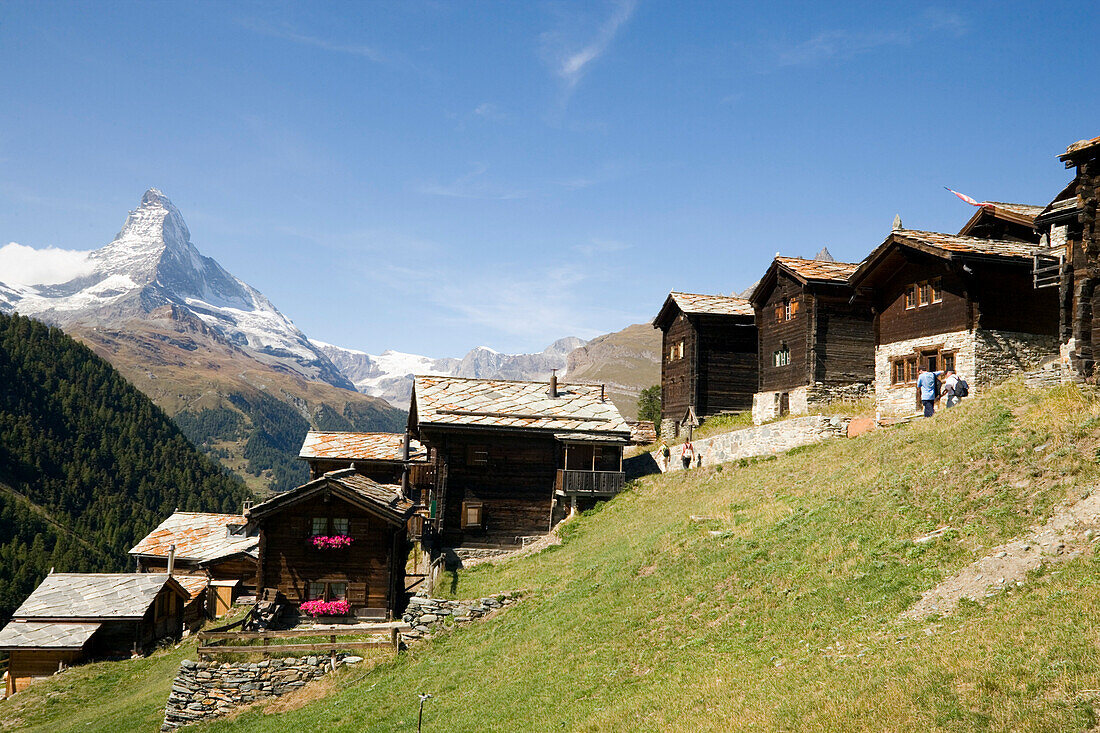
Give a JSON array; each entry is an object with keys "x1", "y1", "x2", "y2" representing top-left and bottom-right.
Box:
[
  {"x1": 417, "y1": 164, "x2": 529, "y2": 200},
  {"x1": 0, "y1": 242, "x2": 94, "y2": 286},
  {"x1": 573, "y1": 238, "x2": 630, "y2": 257},
  {"x1": 546, "y1": 0, "x2": 638, "y2": 91},
  {"x1": 239, "y1": 18, "x2": 384, "y2": 62}
]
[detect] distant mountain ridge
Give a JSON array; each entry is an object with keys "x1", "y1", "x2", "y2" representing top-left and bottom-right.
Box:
[{"x1": 314, "y1": 336, "x2": 586, "y2": 409}]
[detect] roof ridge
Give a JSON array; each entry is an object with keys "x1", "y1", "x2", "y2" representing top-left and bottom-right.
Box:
[{"x1": 414, "y1": 374, "x2": 602, "y2": 388}]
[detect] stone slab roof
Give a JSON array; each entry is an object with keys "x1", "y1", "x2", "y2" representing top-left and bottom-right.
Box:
[
  {"x1": 983, "y1": 202, "x2": 1044, "y2": 220},
  {"x1": 247, "y1": 469, "x2": 415, "y2": 526},
  {"x1": 174, "y1": 574, "x2": 211, "y2": 602},
  {"x1": 1063, "y1": 135, "x2": 1100, "y2": 160},
  {"x1": 669, "y1": 292, "x2": 754, "y2": 317},
  {"x1": 0, "y1": 620, "x2": 102, "y2": 650},
  {"x1": 129, "y1": 512, "x2": 257, "y2": 564},
  {"x1": 298, "y1": 431, "x2": 427, "y2": 463},
  {"x1": 893, "y1": 229, "x2": 1044, "y2": 260},
  {"x1": 412, "y1": 375, "x2": 630, "y2": 439},
  {"x1": 775, "y1": 257, "x2": 860, "y2": 283},
  {"x1": 13, "y1": 574, "x2": 183, "y2": 621}
]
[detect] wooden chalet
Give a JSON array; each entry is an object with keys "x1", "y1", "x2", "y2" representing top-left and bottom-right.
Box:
[
  {"x1": 129, "y1": 512, "x2": 259, "y2": 623},
  {"x1": 652, "y1": 291, "x2": 757, "y2": 437},
  {"x1": 1034, "y1": 134, "x2": 1100, "y2": 378},
  {"x1": 748, "y1": 256, "x2": 874, "y2": 424},
  {"x1": 408, "y1": 375, "x2": 631, "y2": 547},
  {"x1": 849, "y1": 229, "x2": 1058, "y2": 418},
  {"x1": 0, "y1": 573, "x2": 188, "y2": 695},
  {"x1": 298, "y1": 430, "x2": 433, "y2": 504},
  {"x1": 245, "y1": 469, "x2": 415, "y2": 620}
]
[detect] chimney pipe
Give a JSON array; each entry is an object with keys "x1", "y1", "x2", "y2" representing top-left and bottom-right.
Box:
[
  {"x1": 167, "y1": 544, "x2": 176, "y2": 577},
  {"x1": 549, "y1": 369, "x2": 558, "y2": 398}
]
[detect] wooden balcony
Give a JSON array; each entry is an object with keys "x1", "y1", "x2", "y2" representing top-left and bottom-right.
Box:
[{"x1": 555, "y1": 469, "x2": 626, "y2": 496}]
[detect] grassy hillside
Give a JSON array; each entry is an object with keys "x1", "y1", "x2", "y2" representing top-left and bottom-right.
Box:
[
  {"x1": 14, "y1": 382, "x2": 1100, "y2": 731},
  {"x1": 0, "y1": 312, "x2": 250, "y2": 618}
]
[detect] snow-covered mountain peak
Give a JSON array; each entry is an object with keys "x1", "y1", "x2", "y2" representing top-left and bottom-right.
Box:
[{"x1": 0, "y1": 189, "x2": 354, "y2": 390}]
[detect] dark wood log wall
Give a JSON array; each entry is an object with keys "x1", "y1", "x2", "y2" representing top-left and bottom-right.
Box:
[
  {"x1": 660, "y1": 313, "x2": 696, "y2": 420},
  {"x1": 814, "y1": 293, "x2": 876, "y2": 384},
  {"x1": 972, "y1": 263, "x2": 1059, "y2": 335},
  {"x1": 257, "y1": 494, "x2": 402, "y2": 615},
  {"x1": 875, "y1": 258, "x2": 969, "y2": 343},
  {"x1": 7, "y1": 649, "x2": 83, "y2": 695},
  {"x1": 695, "y1": 314, "x2": 757, "y2": 414},
  {"x1": 757, "y1": 272, "x2": 812, "y2": 392},
  {"x1": 425, "y1": 430, "x2": 559, "y2": 546}
]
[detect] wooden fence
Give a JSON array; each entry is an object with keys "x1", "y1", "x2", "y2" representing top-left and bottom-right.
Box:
[{"x1": 196, "y1": 625, "x2": 401, "y2": 660}]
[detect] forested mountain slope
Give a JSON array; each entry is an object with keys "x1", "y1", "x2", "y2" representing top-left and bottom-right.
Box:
[{"x1": 0, "y1": 312, "x2": 250, "y2": 618}]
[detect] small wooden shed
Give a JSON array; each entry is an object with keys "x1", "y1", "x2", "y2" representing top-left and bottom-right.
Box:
[
  {"x1": 246, "y1": 470, "x2": 415, "y2": 620},
  {"x1": 0, "y1": 573, "x2": 188, "y2": 695},
  {"x1": 652, "y1": 291, "x2": 758, "y2": 437}
]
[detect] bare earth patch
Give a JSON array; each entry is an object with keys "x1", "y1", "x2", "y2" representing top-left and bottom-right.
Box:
[{"x1": 902, "y1": 487, "x2": 1100, "y2": 620}]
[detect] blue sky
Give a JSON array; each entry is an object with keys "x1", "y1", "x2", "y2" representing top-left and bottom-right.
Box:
[{"x1": 1, "y1": 1, "x2": 1098, "y2": 356}]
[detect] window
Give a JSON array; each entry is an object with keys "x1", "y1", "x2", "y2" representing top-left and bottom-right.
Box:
[
  {"x1": 308, "y1": 582, "x2": 325, "y2": 600},
  {"x1": 311, "y1": 517, "x2": 350, "y2": 537},
  {"x1": 307, "y1": 581, "x2": 345, "y2": 602},
  {"x1": 906, "y1": 279, "x2": 943, "y2": 309},
  {"x1": 668, "y1": 346, "x2": 676, "y2": 361},
  {"x1": 466, "y1": 445, "x2": 489, "y2": 466},
  {"x1": 773, "y1": 347, "x2": 790, "y2": 367},
  {"x1": 942, "y1": 351, "x2": 955, "y2": 373},
  {"x1": 677, "y1": 341, "x2": 685, "y2": 359},
  {"x1": 776, "y1": 299, "x2": 800, "y2": 322},
  {"x1": 775, "y1": 305, "x2": 785, "y2": 323},
  {"x1": 918, "y1": 282, "x2": 931, "y2": 306},
  {"x1": 930, "y1": 278, "x2": 943, "y2": 303},
  {"x1": 328, "y1": 582, "x2": 347, "y2": 601},
  {"x1": 331, "y1": 518, "x2": 349, "y2": 536},
  {"x1": 311, "y1": 517, "x2": 326, "y2": 537},
  {"x1": 788, "y1": 298, "x2": 800, "y2": 318},
  {"x1": 461, "y1": 501, "x2": 484, "y2": 529},
  {"x1": 905, "y1": 286, "x2": 916, "y2": 309}
]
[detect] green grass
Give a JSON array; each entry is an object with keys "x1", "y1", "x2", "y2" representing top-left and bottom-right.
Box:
[{"x1": 14, "y1": 383, "x2": 1100, "y2": 731}]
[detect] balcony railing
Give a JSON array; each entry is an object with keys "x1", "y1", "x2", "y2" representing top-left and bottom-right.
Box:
[{"x1": 556, "y1": 469, "x2": 626, "y2": 496}]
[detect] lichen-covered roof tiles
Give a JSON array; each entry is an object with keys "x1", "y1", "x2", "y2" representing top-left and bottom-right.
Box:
[
  {"x1": 129, "y1": 512, "x2": 257, "y2": 564},
  {"x1": 669, "y1": 292, "x2": 754, "y2": 317},
  {"x1": 0, "y1": 621, "x2": 102, "y2": 650},
  {"x1": 12, "y1": 574, "x2": 183, "y2": 621},
  {"x1": 298, "y1": 431, "x2": 427, "y2": 462},
  {"x1": 775, "y1": 257, "x2": 861, "y2": 283},
  {"x1": 413, "y1": 376, "x2": 630, "y2": 439},
  {"x1": 982, "y1": 202, "x2": 1045, "y2": 220},
  {"x1": 893, "y1": 229, "x2": 1045, "y2": 260}
]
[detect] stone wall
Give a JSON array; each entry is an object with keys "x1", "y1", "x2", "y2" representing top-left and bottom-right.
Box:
[
  {"x1": 162, "y1": 654, "x2": 365, "y2": 730},
  {"x1": 652, "y1": 414, "x2": 850, "y2": 471},
  {"x1": 875, "y1": 329, "x2": 1059, "y2": 418},
  {"x1": 974, "y1": 330, "x2": 1060, "y2": 389},
  {"x1": 402, "y1": 591, "x2": 521, "y2": 640},
  {"x1": 752, "y1": 382, "x2": 869, "y2": 424},
  {"x1": 875, "y1": 329, "x2": 977, "y2": 418}
]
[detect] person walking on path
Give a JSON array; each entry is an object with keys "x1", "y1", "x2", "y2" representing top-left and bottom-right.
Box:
[
  {"x1": 681, "y1": 440, "x2": 695, "y2": 470},
  {"x1": 942, "y1": 370, "x2": 967, "y2": 408},
  {"x1": 917, "y1": 365, "x2": 943, "y2": 418},
  {"x1": 659, "y1": 440, "x2": 671, "y2": 471}
]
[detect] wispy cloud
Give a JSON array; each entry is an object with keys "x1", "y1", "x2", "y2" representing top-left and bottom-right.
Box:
[
  {"x1": 573, "y1": 238, "x2": 630, "y2": 257},
  {"x1": 543, "y1": 0, "x2": 638, "y2": 93},
  {"x1": 472, "y1": 102, "x2": 510, "y2": 121},
  {"x1": 416, "y1": 164, "x2": 529, "y2": 200},
  {"x1": 771, "y1": 9, "x2": 968, "y2": 69},
  {"x1": 238, "y1": 18, "x2": 384, "y2": 62}
]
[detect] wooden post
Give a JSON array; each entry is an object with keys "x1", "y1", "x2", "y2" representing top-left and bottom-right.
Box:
[{"x1": 391, "y1": 626, "x2": 399, "y2": 650}]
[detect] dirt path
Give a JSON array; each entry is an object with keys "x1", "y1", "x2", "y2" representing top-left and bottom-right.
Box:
[{"x1": 902, "y1": 488, "x2": 1100, "y2": 620}]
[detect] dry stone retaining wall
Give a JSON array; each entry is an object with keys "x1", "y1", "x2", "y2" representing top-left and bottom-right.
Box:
[
  {"x1": 402, "y1": 591, "x2": 521, "y2": 640},
  {"x1": 653, "y1": 415, "x2": 850, "y2": 471},
  {"x1": 162, "y1": 654, "x2": 364, "y2": 730}
]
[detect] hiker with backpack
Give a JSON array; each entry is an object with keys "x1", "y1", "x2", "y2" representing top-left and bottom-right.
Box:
[
  {"x1": 659, "y1": 440, "x2": 671, "y2": 471},
  {"x1": 943, "y1": 370, "x2": 969, "y2": 408}
]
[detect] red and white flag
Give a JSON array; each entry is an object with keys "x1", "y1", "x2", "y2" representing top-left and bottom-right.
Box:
[{"x1": 944, "y1": 187, "x2": 991, "y2": 208}]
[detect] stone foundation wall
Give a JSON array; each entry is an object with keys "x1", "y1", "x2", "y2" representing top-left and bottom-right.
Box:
[
  {"x1": 875, "y1": 329, "x2": 1059, "y2": 418},
  {"x1": 875, "y1": 329, "x2": 977, "y2": 418},
  {"x1": 401, "y1": 591, "x2": 521, "y2": 640},
  {"x1": 752, "y1": 382, "x2": 869, "y2": 424},
  {"x1": 974, "y1": 330, "x2": 1059, "y2": 389},
  {"x1": 651, "y1": 414, "x2": 849, "y2": 471},
  {"x1": 162, "y1": 654, "x2": 365, "y2": 730}
]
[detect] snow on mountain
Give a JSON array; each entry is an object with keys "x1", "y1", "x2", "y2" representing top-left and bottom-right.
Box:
[
  {"x1": 0, "y1": 188, "x2": 354, "y2": 390},
  {"x1": 313, "y1": 336, "x2": 587, "y2": 409}
]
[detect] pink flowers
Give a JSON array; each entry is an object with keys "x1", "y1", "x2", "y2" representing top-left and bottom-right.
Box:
[
  {"x1": 299, "y1": 599, "x2": 350, "y2": 617},
  {"x1": 310, "y1": 535, "x2": 353, "y2": 550}
]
